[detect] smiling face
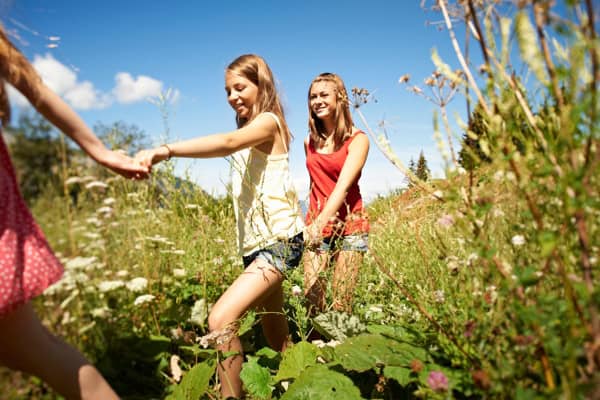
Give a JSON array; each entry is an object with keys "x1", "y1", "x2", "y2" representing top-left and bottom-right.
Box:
[
  {"x1": 225, "y1": 70, "x2": 259, "y2": 120},
  {"x1": 309, "y1": 81, "x2": 337, "y2": 123}
]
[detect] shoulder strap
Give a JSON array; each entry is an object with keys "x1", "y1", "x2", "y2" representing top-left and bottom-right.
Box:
[{"x1": 262, "y1": 112, "x2": 288, "y2": 153}]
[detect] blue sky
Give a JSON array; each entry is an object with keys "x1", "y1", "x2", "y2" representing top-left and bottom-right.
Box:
[{"x1": 4, "y1": 0, "x2": 468, "y2": 201}]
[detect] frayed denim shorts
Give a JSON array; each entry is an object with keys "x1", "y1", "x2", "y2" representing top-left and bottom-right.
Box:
[
  {"x1": 317, "y1": 233, "x2": 369, "y2": 253},
  {"x1": 242, "y1": 233, "x2": 304, "y2": 273}
]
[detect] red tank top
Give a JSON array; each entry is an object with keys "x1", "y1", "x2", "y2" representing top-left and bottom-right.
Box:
[{"x1": 305, "y1": 131, "x2": 369, "y2": 237}]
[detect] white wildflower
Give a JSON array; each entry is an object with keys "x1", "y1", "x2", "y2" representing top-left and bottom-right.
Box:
[
  {"x1": 291, "y1": 285, "x2": 302, "y2": 297},
  {"x1": 103, "y1": 197, "x2": 116, "y2": 205},
  {"x1": 133, "y1": 294, "x2": 155, "y2": 306},
  {"x1": 97, "y1": 280, "x2": 125, "y2": 293},
  {"x1": 433, "y1": 290, "x2": 445, "y2": 303},
  {"x1": 511, "y1": 235, "x2": 526, "y2": 246},
  {"x1": 96, "y1": 206, "x2": 113, "y2": 215},
  {"x1": 185, "y1": 204, "x2": 199, "y2": 209},
  {"x1": 116, "y1": 270, "x2": 129, "y2": 277},
  {"x1": 145, "y1": 235, "x2": 170, "y2": 244},
  {"x1": 215, "y1": 237, "x2": 225, "y2": 244},
  {"x1": 173, "y1": 268, "x2": 186, "y2": 278},
  {"x1": 189, "y1": 299, "x2": 208, "y2": 327},
  {"x1": 85, "y1": 181, "x2": 109, "y2": 190},
  {"x1": 126, "y1": 277, "x2": 148, "y2": 292},
  {"x1": 65, "y1": 256, "x2": 97, "y2": 270},
  {"x1": 84, "y1": 232, "x2": 101, "y2": 240},
  {"x1": 368, "y1": 305, "x2": 383, "y2": 313},
  {"x1": 493, "y1": 170, "x2": 505, "y2": 181},
  {"x1": 506, "y1": 172, "x2": 516, "y2": 182},
  {"x1": 91, "y1": 307, "x2": 111, "y2": 318},
  {"x1": 65, "y1": 176, "x2": 82, "y2": 185}
]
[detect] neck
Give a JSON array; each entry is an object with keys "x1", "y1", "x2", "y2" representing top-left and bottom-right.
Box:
[{"x1": 322, "y1": 119, "x2": 335, "y2": 138}]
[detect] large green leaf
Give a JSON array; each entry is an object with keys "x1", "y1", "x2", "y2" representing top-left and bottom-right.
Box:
[
  {"x1": 240, "y1": 356, "x2": 274, "y2": 399},
  {"x1": 312, "y1": 311, "x2": 366, "y2": 341},
  {"x1": 384, "y1": 366, "x2": 413, "y2": 386},
  {"x1": 280, "y1": 365, "x2": 363, "y2": 400},
  {"x1": 335, "y1": 334, "x2": 427, "y2": 372},
  {"x1": 274, "y1": 341, "x2": 319, "y2": 382},
  {"x1": 169, "y1": 359, "x2": 216, "y2": 400}
]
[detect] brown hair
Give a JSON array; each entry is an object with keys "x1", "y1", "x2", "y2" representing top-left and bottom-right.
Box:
[
  {"x1": 308, "y1": 72, "x2": 353, "y2": 149},
  {"x1": 0, "y1": 25, "x2": 42, "y2": 126},
  {"x1": 226, "y1": 54, "x2": 292, "y2": 144}
]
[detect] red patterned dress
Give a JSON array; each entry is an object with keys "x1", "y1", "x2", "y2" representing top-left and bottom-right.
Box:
[{"x1": 0, "y1": 133, "x2": 63, "y2": 317}]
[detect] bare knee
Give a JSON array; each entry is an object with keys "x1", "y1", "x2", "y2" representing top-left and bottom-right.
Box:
[{"x1": 208, "y1": 305, "x2": 235, "y2": 332}]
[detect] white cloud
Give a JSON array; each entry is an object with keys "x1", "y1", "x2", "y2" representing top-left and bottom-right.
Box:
[
  {"x1": 6, "y1": 53, "x2": 175, "y2": 111},
  {"x1": 113, "y1": 72, "x2": 163, "y2": 104},
  {"x1": 32, "y1": 53, "x2": 77, "y2": 94}
]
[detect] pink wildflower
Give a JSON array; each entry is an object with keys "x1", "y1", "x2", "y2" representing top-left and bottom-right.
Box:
[{"x1": 427, "y1": 371, "x2": 449, "y2": 392}]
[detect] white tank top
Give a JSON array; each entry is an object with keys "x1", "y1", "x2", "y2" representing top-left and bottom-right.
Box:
[{"x1": 229, "y1": 112, "x2": 304, "y2": 255}]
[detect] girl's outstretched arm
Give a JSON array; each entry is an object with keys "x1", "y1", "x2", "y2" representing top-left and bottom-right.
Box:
[
  {"x1": 135, "y1": 112, "x2": 279, "y2": 169},
  {"x1": 305, "y1": 132, "x2": 369, "y2": 244},
  {"x1": 2, "y1": 49, "x2": 149, "y2": 180}
]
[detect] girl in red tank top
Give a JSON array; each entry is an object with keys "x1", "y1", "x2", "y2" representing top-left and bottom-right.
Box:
[{"x1": 303, "y1": 72, "x2": 369, "y2": 317}]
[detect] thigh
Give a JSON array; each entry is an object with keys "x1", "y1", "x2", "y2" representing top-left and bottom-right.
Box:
[
  {"x1": 303, "y1": 249, "x2": 329, "y2": 287},
  {"x1": 212, "y1": 258, "x2": 284, "y2": 323},
  {"x1": 333, "y1": 250, "x2": 363, "y2": 279}
]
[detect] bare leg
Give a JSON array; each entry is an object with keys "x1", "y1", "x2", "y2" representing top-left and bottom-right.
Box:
[
  {"x1": 332, "y1": 250, "x2": 362, "y2": 313},
  {"x1": 258, "y1": 283, "x2": 290, "y2": 352},
  {"x1": 208, "y1": 259, "x2": 284, "y2": 399},
  {"x1": 303, "y1": 249, "x2": 329, "y2": 316},
  {"x1": 0, "y1": 303, "x2": 118, "y2": 400}
]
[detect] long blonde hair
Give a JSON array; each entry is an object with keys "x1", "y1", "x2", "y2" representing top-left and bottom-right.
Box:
[
  {"x1": 308, "y1": 72, "x2": 353, "y2": 149},
  {"x1": 226, "y1": 54, "x2": 292, "y2": 144},
  {"x1": 0, "y1": 25, "x2": 41, "y2": 126}
]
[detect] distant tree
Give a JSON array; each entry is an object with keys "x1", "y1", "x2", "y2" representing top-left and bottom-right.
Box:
[
  {"x1": 7, "y1": 111, "x2": 68, "y2": 203},
  {"x1": 94, "y1": 121, "x2": 149, "y2": 155},
  {"x1": 415, "y1": 151, "x2": 430, "y2": 182},
  {"x1": 458, "y1": 103, "x2": 491, "y2": 170},
  {"x1": 406, "y1": 157, "x2": 416, "y2": 187}
]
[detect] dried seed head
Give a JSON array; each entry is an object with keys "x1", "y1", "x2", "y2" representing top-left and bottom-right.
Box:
[{"x1": 398, "y1": 74, "x2": 410, "y2": 83}]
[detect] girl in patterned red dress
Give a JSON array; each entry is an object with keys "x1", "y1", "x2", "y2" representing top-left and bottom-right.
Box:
[
  {"x1": 303, "y1": 72, "x2": 370, "y2": 316},
  {"x1": 0, "y1": 27, "x2": 148, "y2": 399}
]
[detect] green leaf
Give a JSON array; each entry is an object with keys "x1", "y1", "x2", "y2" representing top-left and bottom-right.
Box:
[
  {"x1": 384, "y1": 366, "x2": 413, "y2": 386},
  {"x1": 335, "y1": 334, "x2": 427, "y2": 373},
  {"x1": 179, "y1": 345, "x2": 217, "y2": 359},
  {"x1": 312, "y1": 311, "x2": 366, "y2": 341},
  {"x1": 274, "y1": 341, "x2": 319, "y2": 382},
  {"x1": 280, "y1": 365, "x2": 363, "y2": 400},
  {"x1": 240, "y1": 356, "x2": 274, "y2": 399},
  {"x1": 170, "y1": 359, "x2": 216, "y2": 400},
  {"x1": 538, "y1": 230, "x2": 557, "y2": 257},
  {"x1": 238, "y1": 310, "x2": 257, "y2": 336}
]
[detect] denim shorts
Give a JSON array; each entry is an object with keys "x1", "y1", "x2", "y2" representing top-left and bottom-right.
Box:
[
  {"x1": 242, "y1": 233, "x2": 304, "y2": 273},
  {"x1": 317, "y1": 233, "x2": 369, "y2": 253}
]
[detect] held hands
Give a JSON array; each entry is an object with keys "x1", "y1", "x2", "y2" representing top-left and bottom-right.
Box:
[
  {"x1": 98, "y1": 149, "x2": 150, "y2": 180},
  {"x1": 134, "y1": 145, "x2": 170, "y2": 172}
]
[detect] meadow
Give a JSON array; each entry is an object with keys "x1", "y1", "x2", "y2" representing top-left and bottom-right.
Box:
[{"x1": 1, "y1": 1, "x2": 598, "y2": 399}]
